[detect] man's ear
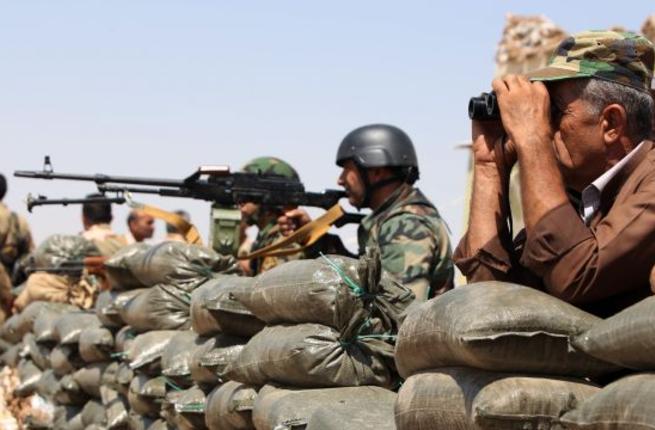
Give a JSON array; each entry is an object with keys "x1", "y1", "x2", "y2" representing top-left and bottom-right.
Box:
[{"x1": 600, "y1": 103, "x2": 627, "y2": 146}]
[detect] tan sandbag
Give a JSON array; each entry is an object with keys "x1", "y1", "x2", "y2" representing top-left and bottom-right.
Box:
[
  {"x1": 162, "y1": 385, "x2": 207, "y2": 430},
  {"x1": 79, "y1": 327, "x2": 114, "y2": 363},
  {"x1": 561, "y1": 373, "x2": 655, "y2": 429},
  {"x1": 572, "y1": 295, "x2": 655, "y2": 370},
  {"x1": 128, "y1": 375, "x2": 167, "y2": 418},
  {"x1": 224, "y1": 323, "x2": 395, "y2": 389},
  {"x1": 395, "y1": 282, "x2": 617, "y2": 378},
  {"x1": 72, "y1": 363, "x2": 109, "y2": 398},
  {"x1": 205, "y1": 381, "x2": 257, "y2": 430},
  {"x1": 395, "y1": 367, "x2": 599, "y2": 430},
  {"x1": 50, "y1": 345, "x2": 84, "y2": 377},
  {"x1": 254, "y1": 384, "x2": 396, "y2": 430}
]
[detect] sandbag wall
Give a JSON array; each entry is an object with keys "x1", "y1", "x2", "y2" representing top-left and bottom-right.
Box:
[
  {"x1": 394, "y1": 281, "x2": 655, "y2": 429},
  {"x1": 219, "y1": 252, "x2": 413, "y2": 430}
]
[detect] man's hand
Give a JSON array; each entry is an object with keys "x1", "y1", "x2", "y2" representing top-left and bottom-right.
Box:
[
  {"x1": 471, "y1": 119, "x2": 517, "y2": 172},
  {"x1": 278, "y1": 208, "x2": 312, "y2": 236},
  {"x1": 492, "y1": 75, "x2": 553, "y2": 150}
]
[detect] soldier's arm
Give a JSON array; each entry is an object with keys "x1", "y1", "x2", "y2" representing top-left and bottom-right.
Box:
[{"x1": 376, "y1": 214, "x2": 447, "y2": 301}]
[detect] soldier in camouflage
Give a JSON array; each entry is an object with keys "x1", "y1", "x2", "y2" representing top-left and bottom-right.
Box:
[
  {"x1": 239, "y1": 157, "x2": 306, "y2": 275},
  {"x1": 0, "y1": 174, "x2": 34, "y2": 321},
  {"x1": 280, "y1": 124, "x2": 454, "y2": 301}
]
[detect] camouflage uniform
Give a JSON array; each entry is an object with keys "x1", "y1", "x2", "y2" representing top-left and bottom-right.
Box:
[
  {"x1": 358, "y1": 183, "x2": 453, "y2": 300},
  {"x1": 0, "y1": 203, "x2": 34, "y2": 321},
  {"x1": 241, "y1": 157, "x2": 307, "y2": 275}
]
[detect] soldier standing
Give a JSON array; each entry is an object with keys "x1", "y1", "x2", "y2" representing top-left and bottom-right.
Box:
[
  {"x1": 0, "y1": 174, "x2": 34, "y2": 320},
  {"x1": 280, "y1": 124, "x2": 454, "y2": 300}
]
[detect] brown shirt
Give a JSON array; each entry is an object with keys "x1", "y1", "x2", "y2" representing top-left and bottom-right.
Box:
[{"x1": 455, "y1": 141, "x2": 655, "y2": 317}]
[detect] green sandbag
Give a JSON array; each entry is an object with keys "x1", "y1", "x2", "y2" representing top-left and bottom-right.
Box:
[
  {"x1": 190, "y1": 275, "x2": 265, "y2": 338},
  {"x1": 561, "y1": 373, "x2": 655, "y2": 429},
  {"x1": 115, "y1": 325, "x2": 137, "y2": 353},
  {"x1": 128, "y1": 375, "x2": 168, "y2": 418},
  {"x1": 14, "y1": 358, "x2": 43, "y2": 397},
  {"x1": 104, "y1": 243, "x2": 149, "y2": 289},
  {"x1": 572, "y1": 295, "x2": 655, "y2": 370},
  {"x1": 118, "y1": 285, "x2": 191, "y2": 333},
  {"x1": 28, "y1": 234, "x2": 99, "y2": 273},
  {"x1": 190, "y1": 334, "x2": 245, "y2": 387},
  {"x1": 0, "y1": 301, "x2": 75, "y2": 343},
  {"x1": 253, "y1": 384, "x2": 396, "y2": 430},
  {"x1": 205, "y1": 381, "x2": 258, "y2": 430},
  {"x1": 125, "y1": 330, "x2": 178, "y2": 375},
  {"x1": 80, "y1": 400, "x2": 107, "y2": 427},
  {"x1": 23, "y1": 332, "x2": 51, "y2": 370},
  {"x1": 106, "y1": 241, "x2": 238, "y2": 290},
  {"x1": 235, "y1": 253, "x2": 413, "y2": 332},
  {"x1": 30, "y1": 303, "x2": 80, "y2": 343},
  {"x1": 54, "y1": 311, "x2": 103, "y2": 345},
  {"x1": 161, "y1": 330, "x2": 200, "y2": 388},
  {"x1": 225, "y1": 323, "x2": 395, "y2": 388},
  {"x1": 72, "y1": 363, "x2": 109, "y2": 398},
  {"x1": 79, "y1": 327, "x2": 114, "y2": 363},
  {"x1": 95, "y1": 289, "x2": 145, "y2": 328},
  {"x1": 162, "y1": 385, "x2": 207, "y2": 430},
  {"x1": 395, "y1": 367, "x2": 600, "y2": 430},
  {"x1": 50, "y1": 344, "x2": 84, "y2": 376},
  {"x1": 396, "y1": 282, "x2": 617, "y2": 378}
]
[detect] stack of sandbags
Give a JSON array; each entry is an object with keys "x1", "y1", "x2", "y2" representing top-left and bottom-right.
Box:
[
  {"x1": 394, "y1": 282, "x2": 617, "y2": 429},
  {"x1": 220, "y1": 252, "x2": 413, "y2": 430}
]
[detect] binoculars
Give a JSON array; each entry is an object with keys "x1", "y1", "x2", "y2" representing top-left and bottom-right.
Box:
[{"x1": 468, "y1": 92, "x2": 500, "y2": 120}]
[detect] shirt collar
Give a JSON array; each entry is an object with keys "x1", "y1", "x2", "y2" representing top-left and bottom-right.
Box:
[{"x1": 581, "y1": 141, "x2": 645, "y2": 223}]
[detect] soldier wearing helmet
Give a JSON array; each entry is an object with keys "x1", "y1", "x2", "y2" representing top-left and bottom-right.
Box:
[
  {"x1": 280, "y1": 124, "x2": 454, "y2": 300},
  {"x1": 239, "y1": 156, "x2": 307, "y2": 275}
]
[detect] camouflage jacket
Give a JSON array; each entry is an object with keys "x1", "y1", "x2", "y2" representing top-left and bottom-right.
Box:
[
  {"x1": 0, "y1": 203, "x2": 34, "y2": 272},
  {"x1": 358, "y1": 184, "x2": 453, "y2": 300},
  {"x1": 249, "y1": 219, "x2": 305, "y2": 275}
]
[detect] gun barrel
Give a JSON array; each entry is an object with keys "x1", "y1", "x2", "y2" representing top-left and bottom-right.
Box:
[
  {"x1": 15, "y1": 170, "x2": 185, "y2": 188},
  {"x1": 27, "y1": 196, "x2": 127, "y2": 212}
]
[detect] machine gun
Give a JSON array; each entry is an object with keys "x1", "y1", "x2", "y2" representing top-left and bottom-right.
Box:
[{"x1": 15, "y1": 156, "x2": 363, "y2": 255}]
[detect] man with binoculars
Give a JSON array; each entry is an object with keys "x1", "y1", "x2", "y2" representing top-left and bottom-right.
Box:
[{"x1": 455, "y1": 30, "x2": 655, "y2": 317}]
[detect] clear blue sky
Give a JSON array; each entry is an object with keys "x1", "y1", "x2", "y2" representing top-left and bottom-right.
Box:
[{"x1": 1, "y1": 1, "x2": 652, "y2": 250}]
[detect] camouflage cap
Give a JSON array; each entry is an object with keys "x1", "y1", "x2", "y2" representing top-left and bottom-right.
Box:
[
  {"x1": 240, "y1": 156, "x2": 300, "y2": 180},
  {"x1": 527, "y1": 30, "x2": 655, "y2": 92}
]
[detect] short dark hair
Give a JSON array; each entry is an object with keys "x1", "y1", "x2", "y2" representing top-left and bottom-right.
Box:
[
  {"x1": 82, "y1": 193, "x2": 113, "y2": 224},
  {"x1": 0, "y1": 174, "x2": 6, "y2": 201}
]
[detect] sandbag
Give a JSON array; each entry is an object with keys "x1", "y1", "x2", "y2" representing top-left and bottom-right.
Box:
[
  {"x1": 23, "y1": 332, "x2": 51, "y2": 370},
  {"x1": 102, "y1": 361, "x2": 134, "y2": 397},
  {"x1": 118, "y1": 285, "x2": 191, "y2": 332},
  {"x1": 225, "y1": 323, "x2": 395, "y2": 388},
  {"x1": 50, "y1": 345, "x2": 84, "y2": 376},
  {"x1": 54, "y1": 311, "x2": 102, "y2": 345},
  {"x1": 236, "y1": 254, "x2": 413, "y2": 332},
  {"x1": 190, "y1": 334, "x2": 245, "y2": 387},
  {"x1": 53, "y1": 406, "x2": 82, "y2": 429},
  {"x1": 106, "y1": 241, "x2": 238, "y2": 290},
  {"x1": 95, "y1": 289, "x2": 145, "y2": 328},
  {"x1": 0, "y1": 342, "x2": 24, "y2": 367},
  {"x1": 104, "y1": 243, "x2": 149, "y2": 289},
  {"x1": 307, "y1": 402, "x2": 396, "y2": 430},
  {"x1": 105, "y1": 393, "x2": 129, "y2": 429},
  {"x1": 80, "y1": 400, "x2": 106, "y2": 427},
  {"x1": 253, "y1": 384, "x2": 396, "y2": 430},
  {"x1": 35, "y1": 369, "x2": 60, "y2": 399},
  {"x1": 33, "y1": 310, "x2": 64, "y2": 343},
  {"x1": 0, "y1": 301, "x2": 74, "y2": 342},
  {"x1": 190, "y1": 275, "x2": 265, "y2": 338},
  {"x1": 573, "y1": 295, "x2": 655, "y2": 370},
  {"x1": 128, "y1": 375, "x2": 168, "y2": 418},
  {"x1": 0, "y1": 313, "x2": 23, "y2": 343},
  {"x1": 561, "y1": 372, "x2": 655, "y2": 429},
  {"x1": 205, "y1": 381, "x2": 257, "y2": 430},
  {"x1": 126, "y1": 330, "x2": 178, "y2": 374},
  {"x1": 30, "y1": 234, "x2": 99, "y2": 271},
  {"x1": 395, "y1": 367, "x2": 600, "y2": 430},
  {"x1": 126, "y1": 412, "x2": 167, "y2": 430},
  {"x1": 115, "y1": 325, "x2": 137, "y2": 353},
  {"x1": 79, "y1": 327, "x2": 114, "y2": 363},
  {"x1": 55, "y1": 374, "x2": 87, "y2": 406},
  {"x1": 163, "y1": 385, "x2": 207, "y2": 430},
  {"x1": 15, "y1": 358, "x2": 43, "y2": 397},
  {"x1": 160, "y1": 330, "x2": 199, "y2": 388},
  {"x1": 396, "y1": 282, "x2": 617, "y2": 378},
  {"x1": 72, "y1": 362, "x2": 109, "y2": 398}
]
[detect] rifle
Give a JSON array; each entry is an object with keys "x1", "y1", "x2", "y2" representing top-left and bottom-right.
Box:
[
  {"x1": 25, "y1": 193, "x2": 127, "y2": 213},
  {"x1": 15, "y1": 156, "x2": 364, "y2": 255}
]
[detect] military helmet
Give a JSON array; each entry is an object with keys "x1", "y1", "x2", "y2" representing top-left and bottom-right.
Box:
[
  {"x1": 336, "y1": 124, "x2": 419, "y2": 171},
  {"x1": 240, "y1": 156, "x2": 300, "y2": 181}
]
